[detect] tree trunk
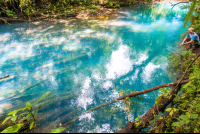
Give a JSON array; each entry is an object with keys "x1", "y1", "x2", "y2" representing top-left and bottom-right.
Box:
[{"x1": 118, "y1": 85, "x2": 181, "y2": 133}]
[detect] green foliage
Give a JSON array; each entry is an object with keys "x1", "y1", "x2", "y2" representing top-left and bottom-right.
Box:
[
  {"x1": 181, "y1": 50, "x2": 198, "y2": 73},
  {"x1": 50, "y1": 127, "x2": 66, "y2": 133},
  {"x1": 149, "y1": 45, "x2": 200, "y2": 133},
  {"x1": 155, "y1": 87, "x2": 172, "y2": 104},
  {"x1": 184, "y1": 0, "x2": 197, "y2": 27},
  {"x1": 6, "y1": 9, "x2": 15, "y2": 17},
  {"x1": 93, "y1": 129, "x2": 97, "y2": 133},
  {"x1": 167, "y1": 50, "x2": 199, "y2": 79},
  {"x1": 105, "y1": 2, "x2": 120, "y2": 8},
  {"x1": 1, "y1": 92, "x2": 51, "y2": 133},
  {"x1": 168, "y1": 52, "x2": 181, "y2": 73},
  {"x1": 1, "y1": 124, "x2": 24, "y2": 133}
]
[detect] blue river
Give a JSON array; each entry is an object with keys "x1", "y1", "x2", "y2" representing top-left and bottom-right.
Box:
[{"x1": 0, "y1": 2, "x2": 189, "y2": 133}]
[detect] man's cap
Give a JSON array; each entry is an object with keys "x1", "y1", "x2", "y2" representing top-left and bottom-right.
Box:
[{"x1": 188, "y1": 27, "x2": 194, "y2": 33}]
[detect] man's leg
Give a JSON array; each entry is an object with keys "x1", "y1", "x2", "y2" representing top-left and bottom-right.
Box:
[
  {"x1": 195, "y1": 40, "x2": 200, "y2": 48},
  {"x1": 186, "y1": 38, "x2": 192, "y2": 50}
]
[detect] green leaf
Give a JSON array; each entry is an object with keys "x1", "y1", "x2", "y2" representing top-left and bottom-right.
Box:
[
  {"x1": 30, "y1": 121, "x2": 35, "y2": 129},
  {"x1": 191, "y1": 114, "x2": 198, "y2": 119},
  {"x1": 33, "y1": 92, "x2": 51, "y2": 105},
  {"x1": 1, "y1": 116, "x2": 12, "y2": 125},
  {"x1": 50, "y1": 127, "x2": 66, "y2": 133},
  {"x1": 179, "y1": 115, "x2": 187, "y2": 120},
  {"x1": 93, "y1": 130, "x2": 97, "y2": 133},
  {"x1": 18, "y1": 112, "x2": 29, "y2": 118},
  {"x1": 1, "y1": 124, "x2": 24, "y2": 133},
  {"x1": 22, "y1": 113, "x2": 31, "y2": 120},
  {"x1": 165, "y1": 108, "x2": 172, "y2": 112},
  {"x1": 11, "y1": 116, "x2": 17, "y2": 122},
  {"x1": 34, "y1": 109, "x2": 39, "y2": 119},
  {"x1": 172, "y1": 122, "x2": 180, "y2": 127},
  {"x1": 169, "y1": 110, "x2": 173, "y2": 117},
  {"x1": 7, "y1": 108, "x2": 25, "y2": 116},
  {"x1": 183, "y1": 0, "x2": 197, "y2": 27},
  {"x1": 26, "y1": 101, "x2": 32, "y2": 111},
  {"x1": 38, "y1": 105, "x2": 43, "y2": 110},
  {"x1": 182, "y1": 81, "x2": 193, "y2": 89}
]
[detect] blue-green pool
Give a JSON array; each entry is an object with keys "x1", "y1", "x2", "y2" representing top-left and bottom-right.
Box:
[{"x1": 0, "y1": 2, "x2": 189, "y2": 133}]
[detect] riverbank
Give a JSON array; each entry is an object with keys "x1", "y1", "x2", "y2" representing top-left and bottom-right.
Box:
[{"x1": 0, "y1": 0, "x2": 186, "y2": 24}]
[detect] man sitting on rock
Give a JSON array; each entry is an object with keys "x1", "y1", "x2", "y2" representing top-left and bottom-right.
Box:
[{"x1": 180, "y1": 27, "x2": 200, "y2": 50}]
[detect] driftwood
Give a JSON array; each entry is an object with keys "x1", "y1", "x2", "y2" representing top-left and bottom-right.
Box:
[
  {"x1": 0, "y1": 75, "x2": 9, "y2": 80},
  {"x1": 117, "y1": 53, "x2": 200, "y2": 133}
]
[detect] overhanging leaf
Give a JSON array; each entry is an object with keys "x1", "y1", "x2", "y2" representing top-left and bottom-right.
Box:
[
  {"x1": 93, "y1": 130, "x2": 97, "y2": 133},
  {"x1": 11, "y1": 116, "x2": 17, "y2": 122},
  {"x1": 8, "y1": 108, "x2": 25, "y2": 116},
  {"x1": 30, "y1": 121, "x2": 35, "y2": 129},
  {"x1": 1, "y1": 124, "x2": 24, "y2": 133},
  {"x1": 183, "y1": 0, "x2": 197, "y2": 27},
  {"x1": 191, "y1": 114, "x2": 198, "y2": 119},
  {"x1": 26, "y1": 101, "x2": 32, "y2": 111},
  {"x1": 172, "y1": 122, "x2": 180, "y2": 127},
  {"x1": 34, "y1": 109, "x2": 39, "y2": 119},
  {"x1": 179, "y1": 115, "x2": 187, "y2": 120},
  {"x1": 169, "y1": 110, "x2": 174, "y2": 117},
  {"x1": 22, "y1": 113, "x2": 31, "y2": 120},
  {"x1": 165, "y1": 108, "x2": 172, "y2": 112},
  {"x1": 33, "y1": 91, "x2": 51, "y2": 105},
  {"x1": 1, "y1": 116, "x2": 12, "y2": 125},
  {"x1": 50, "y1": 127, "x2": 66, "y2": 133}
]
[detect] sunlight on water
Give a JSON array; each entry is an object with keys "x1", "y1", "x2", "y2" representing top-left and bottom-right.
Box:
[
  {"x1": 0, "y1": 2, "x2": 190, "y2": 133},
  {"x1": 106, "y1": 45, "x2": 133, "y2": 79}
]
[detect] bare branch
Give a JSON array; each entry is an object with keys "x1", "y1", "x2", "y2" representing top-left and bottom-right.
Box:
[{"x1": 170, "y1": 1, "x2": 189, "y2": 10}]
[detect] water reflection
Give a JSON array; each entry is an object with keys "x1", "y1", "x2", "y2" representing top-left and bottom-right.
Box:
[
  {"x1": 0, "y1": 2, "x2": 190, "y2": 133},
  {"x1": 106, "y1": 45, "x2": 133, "y2": 79}
]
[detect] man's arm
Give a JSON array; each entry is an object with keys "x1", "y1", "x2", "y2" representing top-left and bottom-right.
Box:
[
  {"x1": 180, "y1": 36, "x2": 188, "y2": 46},
  {"x1": 183, "y1": 39, "x2": 194, "y2": 45}
]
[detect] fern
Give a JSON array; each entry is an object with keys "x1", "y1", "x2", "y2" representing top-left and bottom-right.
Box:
[{"x1": 183, "y1": 0, "x2": 197, "y2": 27}]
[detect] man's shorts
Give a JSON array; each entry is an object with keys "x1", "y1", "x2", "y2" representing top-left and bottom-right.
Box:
[{"x1": 186, "y1": 38, "x2": 199, "y2": 48}]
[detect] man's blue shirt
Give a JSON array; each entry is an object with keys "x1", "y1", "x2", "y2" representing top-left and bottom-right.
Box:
[{"x1": 186, "y1": 32, "x2": 199, "y2": 42}]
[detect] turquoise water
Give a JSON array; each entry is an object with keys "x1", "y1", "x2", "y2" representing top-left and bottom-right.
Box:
[{"x1": 0, "y1": 2, "x2": 189, "y2": 133}]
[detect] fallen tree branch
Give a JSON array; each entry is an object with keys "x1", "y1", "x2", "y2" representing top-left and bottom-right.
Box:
[
  {"x1": 117, "y1": 52, "x2": 200, "y2": 133},
  {"x1": 61, "y1": 78, "x2": 191, "y2": 127},
  {"x1": 118, "y1": 85, "x2": 181, "y2": 133}
]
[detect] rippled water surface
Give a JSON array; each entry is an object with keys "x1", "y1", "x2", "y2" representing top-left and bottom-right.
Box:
[{"x1": 0, "y1": 2, "x2": 189, "y2": 133}]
